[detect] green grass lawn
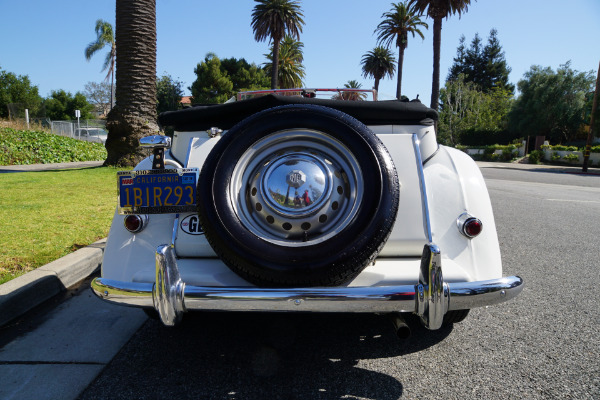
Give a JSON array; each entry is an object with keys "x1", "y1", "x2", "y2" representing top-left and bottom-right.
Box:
[{"x1": 0, "y1": 166, "x2": 122, "y2": 284}]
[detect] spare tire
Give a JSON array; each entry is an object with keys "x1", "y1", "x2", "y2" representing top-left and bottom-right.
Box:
[{"x1": 197, "y1": 104, "x2": 399, "y2": 287}]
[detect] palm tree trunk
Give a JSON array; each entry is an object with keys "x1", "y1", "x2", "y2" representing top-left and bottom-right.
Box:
[
  {"x1": 430, "y1": 17, "x2": 442, "y2": 110},
  {"x1": 105, "y1": 0, "x2": 158, "y2": 166},
  {"x1": 374, "y1": 77, "x2": 380, "y2": 93},
  {"x1": 397, "y1": 46, "x2": 405, "y2": 100},
  {"x1": 271, "y1": 39, "x2": 281, "y2": 89},
  {"x1": 110, "y1": 68, "x2": 114, "y2": 110}
]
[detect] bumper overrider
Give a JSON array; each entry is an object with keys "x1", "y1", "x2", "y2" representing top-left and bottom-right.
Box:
[{"x1": 91, "y1": 243, "x2": 523, "y2": 330}]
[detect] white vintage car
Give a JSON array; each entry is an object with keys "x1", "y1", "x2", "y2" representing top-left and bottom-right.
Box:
[{"x1": 91, "y1": 89, "x2": 523, "y2": 337}]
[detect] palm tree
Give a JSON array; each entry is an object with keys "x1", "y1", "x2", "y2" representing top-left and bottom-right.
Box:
[
  {"x1": 264, "y1": 35, "x2": 305, "y2": 89},
  {"x1": 332, "y1": 80, "x2": 368, "y2": 101},
  {"x1": 361, "y1": 46, "x2": 397, "y2": 96},
  {"x1": 375, "y1": 2, "x2": 428, "y2": 99},
  {"x1": 85, "y1": 19, "x2": 116, "y2": 109},
  {"x1": 104, "y1": 0, "x2": 158, "y2": 166},
  {"x1": 251, "y1": 0, "x2": 305, "y2": 89},
  {"x1": 409, "y1": 0, "x2": 473, "y2": 110}
]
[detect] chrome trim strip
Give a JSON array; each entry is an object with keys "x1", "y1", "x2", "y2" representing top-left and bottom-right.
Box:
[
  {"x1": 171, "y1": 214, "x2": 179, "y2": 247},
  {"x1": 412, "y1": 133, "x2": 433, "y2": 243}
]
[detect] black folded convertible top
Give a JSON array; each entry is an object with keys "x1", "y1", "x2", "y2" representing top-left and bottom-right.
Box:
[{"x1": 158, "y1": 94, "x2": 438, "y2": 132}]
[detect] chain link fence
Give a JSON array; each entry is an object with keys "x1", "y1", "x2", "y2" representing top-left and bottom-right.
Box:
[
  {"x1": 6, "y1": 103, "x2": 107, "y2": 144},
  {"x1": 51, "y1": 120, "x2": 107, "y2": 144}
]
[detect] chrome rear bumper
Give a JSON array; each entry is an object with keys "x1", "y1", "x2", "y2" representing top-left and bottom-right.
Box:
[{"x1": 91, "y1": 243, "x2": 523, "y2": 330}]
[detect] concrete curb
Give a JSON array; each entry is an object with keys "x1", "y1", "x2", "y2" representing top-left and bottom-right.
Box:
[
  {"x1": 0, "y1": 161, "x2": 104, "y2": 173},
  {"x1": 476, "y1": 161, "x2": 600, "y2": 175},
  {"x1": 0, "y1": 238, "x2": 106, "y2": 327}
]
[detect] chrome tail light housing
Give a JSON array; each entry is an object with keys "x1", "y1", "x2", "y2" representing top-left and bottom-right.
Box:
[{"x1": 457, "y1": 213, "x2": 483, "y2": 238}]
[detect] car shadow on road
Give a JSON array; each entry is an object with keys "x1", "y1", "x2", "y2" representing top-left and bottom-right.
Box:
[{"x1": 79, "y1": 312, "x2": 453, "y2": 400}]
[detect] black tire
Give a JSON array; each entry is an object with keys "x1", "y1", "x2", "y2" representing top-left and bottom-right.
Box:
[
  {"x1": 443, "y1": 309, "x2": 470, "y2": 326},
  {"x1": 197, "y1": 104, "x2": 399, "y2": 287}
]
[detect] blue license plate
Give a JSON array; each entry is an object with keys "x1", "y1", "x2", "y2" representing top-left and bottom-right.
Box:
[{"x1": 117, "y1": 168, "x2": 199, "y2": 214}]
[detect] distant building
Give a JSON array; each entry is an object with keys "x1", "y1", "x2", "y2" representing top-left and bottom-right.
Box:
[
  {"x1": 180, "y1": 96, "x2": 192, "y2": 108},
  {"x1": 92, "y1": 105, "x2": 109, "y2": 118}
]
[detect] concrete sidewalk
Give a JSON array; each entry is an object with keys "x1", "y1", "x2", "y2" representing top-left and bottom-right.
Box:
[{"x1": 0, "y1": 239, "x2": 147, "y2": 400}]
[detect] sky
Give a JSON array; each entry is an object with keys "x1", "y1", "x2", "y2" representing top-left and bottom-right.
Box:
[{"x1": 1, "y1": 0, "x2": 599, "y2": 105}]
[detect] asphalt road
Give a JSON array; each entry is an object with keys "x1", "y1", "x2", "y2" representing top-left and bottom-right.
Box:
[{"x1": 74, "y1": 166, "x2": 600, "y2": 400}]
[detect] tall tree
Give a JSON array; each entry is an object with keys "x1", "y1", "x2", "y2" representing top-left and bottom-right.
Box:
[
  {"x1": 375, "y1": 1, "x2": 428, "y2": 99},
  {"x1": 361, "y1": 46, "x2": 397, "y2": 94},
  {"x1": 83, "y1": 81, "x2": 112, "y2": 117},
  {"x1": 105, "y1": 0, "x2": 157, "y2": 166},
  {"x1": 332, "y1": 80, "x2": 368, "y2": 101},
  {"x1": 264, "y1": 35, "x2": 305, "y2": 88},
  {"x1": 220, "y1": 57, "x2": 270, "y2": 91},
  {"x1": 43, "y1": 90, "x2": 94, "y2": 121},
  {"x1": 482, "y1": 29, "x2": 513, "y2": 93},
  {"x1": 508, "y1": 62, "x2": 595, "y2": 143},
  {"x1": 251, "y1": 0, "x2": 305, "y2": 89},
  {"x1": 190, "y1": 54, "x2": 234, "y2": 104},
  {"x1": 156, "y1": 74, "x2": 184, "y2": 114},
  {"x1": 409, "y1": 0, "x2": 473, "y2": 110},
  {"x1": 0, "y1": 67, "x2": 42, "y2": 118},
  {"x1": 438, "y1": 74, "x2": 513, "y2": 145},
  {"x1": 190, "y1": 54, "x2": 270, "y2": 104},
  {"x1": 448, "y1": 29, "x2": 514, "y2": 93},
  {"x1": 85, "y1": 19, "x2": 116, "y2": 109}
]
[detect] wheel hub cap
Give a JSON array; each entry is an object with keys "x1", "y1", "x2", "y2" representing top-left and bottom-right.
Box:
[{"x1": 261, "y1": 153, "x2": 332, "y2": 217}]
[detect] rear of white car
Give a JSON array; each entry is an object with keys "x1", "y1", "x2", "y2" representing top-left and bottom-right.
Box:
[{"x1": 92, "y1": 92, "x2": 523, "y2": 333}]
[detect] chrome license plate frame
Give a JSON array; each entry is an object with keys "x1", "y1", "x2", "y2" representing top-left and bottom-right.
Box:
[{"x1": 117, "y1": 168, "x2": 199, "y2": 215}]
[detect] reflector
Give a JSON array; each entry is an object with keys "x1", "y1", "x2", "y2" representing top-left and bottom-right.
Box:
[
  {"x1": 464, "y1": 218, "x2": 482, "y2": 237},
  {"x1": 124, "y1": 215, "x2": 146, "y2": 233}
]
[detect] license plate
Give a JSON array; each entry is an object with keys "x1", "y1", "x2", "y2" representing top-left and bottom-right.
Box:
[{"x1": 117, "y1": 168, "x2": 199, "y2": 214}]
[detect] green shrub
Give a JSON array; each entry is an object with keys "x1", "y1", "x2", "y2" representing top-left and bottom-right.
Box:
[
  {"x1": 501, "y1": 147, "x2": 515, "y2": 161},
  {"x1": 551, "y1": 152, "x2": 562, "y2": 161},
  {"x1": 552, "y1": 145, "x2": 578, "y2": 151},
  {"x1": 0, "y1": 127, "x2": 106, "y2": 165},
  {"x1": 528, "y1": 150, "x2": 544, "y2": 164},
  {"x1": 563, "y1": 153, "x2": 580, "y2": 162},
  {"x1": 589, "y1": 145, "x2": 600, "y2": 153}
]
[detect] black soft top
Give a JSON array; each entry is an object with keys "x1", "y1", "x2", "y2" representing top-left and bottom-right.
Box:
[{"x1": 158, "y1": 94, "x2": 438, "y2": 132}]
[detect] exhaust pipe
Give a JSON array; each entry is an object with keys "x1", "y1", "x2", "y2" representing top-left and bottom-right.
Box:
[{"x1": 388, "y1": 313, "x2": 411, "y2": 339}]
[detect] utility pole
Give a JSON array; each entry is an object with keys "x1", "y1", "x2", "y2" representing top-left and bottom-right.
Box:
[{"x1": 582, "y1": 61, "x2": 599, "y2": 173}]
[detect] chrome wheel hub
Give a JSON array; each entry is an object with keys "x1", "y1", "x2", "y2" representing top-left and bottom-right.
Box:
[
  {"x1": 230, "y1": 130, "x2": 364, "y2": 246},
  {"x1": 260, "y1": 153, "x2": 331, "y2": 217}
]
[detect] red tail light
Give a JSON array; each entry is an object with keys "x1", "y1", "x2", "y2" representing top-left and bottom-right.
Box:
[
  {"x1": 457, "y1": 213, "x2": 483, "y2": 238},
  {"x1": 124, "y1": 215, "x2": 148, "y2": 233}
]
